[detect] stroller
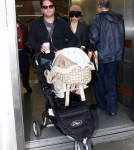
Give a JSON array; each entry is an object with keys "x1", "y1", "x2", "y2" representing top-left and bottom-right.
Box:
[{"x1": 32, "y1": 48, "x2": 95, "y2": 150}]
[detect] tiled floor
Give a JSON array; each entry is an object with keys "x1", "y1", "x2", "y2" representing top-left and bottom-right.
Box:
[{"x1": 93, "y1": 138, "x2": 134, "y2": 150}]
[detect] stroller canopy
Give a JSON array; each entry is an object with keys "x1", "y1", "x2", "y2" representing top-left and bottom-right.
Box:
[{"x1": 54, "y1": 47, "x2": 91, "y2": 69}]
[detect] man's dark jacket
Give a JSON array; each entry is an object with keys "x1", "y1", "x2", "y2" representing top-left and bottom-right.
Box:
[
  {"x1": 89, "y1": 11, "x2": 125, "y2": 63},
  {"x1": 28, "y1": 16, "x2": 77, "y2": 54}
]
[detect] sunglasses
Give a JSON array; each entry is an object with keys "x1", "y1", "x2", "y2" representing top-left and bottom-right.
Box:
[
  {"x1": 69, "y1": 11, "x2": 82, "y2": 18},
  {"x1": 42, "y1": 4, "x2": 54, "y2": 9}
]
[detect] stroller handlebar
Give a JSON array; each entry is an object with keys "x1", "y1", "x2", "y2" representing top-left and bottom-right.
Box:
[{"x1": 35, "y1": 52, "x2": 42, "y2": 66}]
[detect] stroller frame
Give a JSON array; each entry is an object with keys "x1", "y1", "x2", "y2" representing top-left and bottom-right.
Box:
[{"x1": 32, "y1": 53, "x2": 94, "y2": 150}]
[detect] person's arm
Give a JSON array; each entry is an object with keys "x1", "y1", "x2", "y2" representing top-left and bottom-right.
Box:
[
  {"x1": 88, "y1": 18, "x2": 100, "y2": 51},
  {"x1": 28, "y1": 21, "x2": 41, "y2": 53}
]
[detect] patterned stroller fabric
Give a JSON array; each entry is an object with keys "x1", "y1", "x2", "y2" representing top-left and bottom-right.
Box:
[{"x1": 44, "y1": 47, "x2": 95, "y2": 106}]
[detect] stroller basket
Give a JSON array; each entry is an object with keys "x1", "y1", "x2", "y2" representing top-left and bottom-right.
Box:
[{"x1": 54, "y1": 102, "x2": 95, "y2": 140}]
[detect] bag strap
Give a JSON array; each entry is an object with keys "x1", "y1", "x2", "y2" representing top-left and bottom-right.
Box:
[{"x1": 46, "y1": 18, "x2": 58, "y2": 51}]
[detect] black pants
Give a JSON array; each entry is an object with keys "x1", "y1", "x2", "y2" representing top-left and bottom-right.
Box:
[
  {"x1": 18, "y1": 50, "x2": 30, "y2": 89},
  {"x1": 94, "y1": 61, "x2": 119, "y2": 113}
]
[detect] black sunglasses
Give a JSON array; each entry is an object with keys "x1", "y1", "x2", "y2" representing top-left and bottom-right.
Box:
[
  {"x1": 42, "y1": 4, "x2": 54, "y2": 9},
  {"x1": 69, "y1": 11, "x2": 82, "y2": 18}
]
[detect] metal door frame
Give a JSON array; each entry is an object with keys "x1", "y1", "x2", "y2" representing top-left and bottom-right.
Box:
[
  {"x1": 0, "y1": 0, "x2": 25, "y2": 149},
  {"x1": 131, "y1": 8, "x2": 134, "y2": 119}
]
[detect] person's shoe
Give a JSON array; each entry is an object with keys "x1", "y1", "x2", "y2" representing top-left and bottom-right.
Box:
[
  {"x1": 109, "y1": 112, "x2": 117, "y2": 116},
  {"x1": 26, "y1": 87, "x2": 32, "y2": 94}
]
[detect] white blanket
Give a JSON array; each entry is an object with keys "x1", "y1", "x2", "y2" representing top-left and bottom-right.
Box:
[{"x1": 57, "y1": 47, "x2": 90, "y2": 69}]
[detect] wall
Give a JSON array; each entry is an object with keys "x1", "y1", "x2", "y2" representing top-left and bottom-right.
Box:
[
  {"x1": 114, "y1": 0, "x2": 133, "y2": 107},
  {"x1": 0, "y1": 0, "x2": 24, "y2": 149}
]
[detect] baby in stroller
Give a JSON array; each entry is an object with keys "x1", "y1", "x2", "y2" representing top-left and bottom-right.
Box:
[{"x1": 33, "y1": 47, "x2": 95, "y2": 150}]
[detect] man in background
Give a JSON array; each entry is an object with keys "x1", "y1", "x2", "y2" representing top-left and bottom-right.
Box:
[
  {"x1": 17, "y1": 21, "x2": 32, "y2": 94},
  {"x1": 88, "y1": 0, "x2": 125, "y2": 115}
]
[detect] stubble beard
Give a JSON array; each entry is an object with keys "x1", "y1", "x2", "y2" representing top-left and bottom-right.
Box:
[{"x1": 44, "y1": 12, "x2": 55, "y2": 18}]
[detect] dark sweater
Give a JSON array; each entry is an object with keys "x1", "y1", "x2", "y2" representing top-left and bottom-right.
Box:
[{"x1": 28, "y1": 16, "x2": 77, "y2": 54}]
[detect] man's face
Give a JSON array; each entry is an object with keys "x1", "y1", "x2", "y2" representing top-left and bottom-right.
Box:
[{"x1": 41, "y1": 0, "x2": 55, "y2": 18}]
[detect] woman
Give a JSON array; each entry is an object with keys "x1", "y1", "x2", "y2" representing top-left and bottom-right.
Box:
[{"x1": 69, "y1": 5, "x2": 89, "y2": 53}]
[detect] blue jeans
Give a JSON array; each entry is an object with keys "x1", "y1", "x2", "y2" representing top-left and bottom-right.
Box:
[{"x1": 94, "y1": 61, "x2": 119, "y2": 113}]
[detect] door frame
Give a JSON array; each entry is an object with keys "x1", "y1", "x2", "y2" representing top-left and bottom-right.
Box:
[{"x1": 0, "y1": 0, "x2": 25, "y2": 149}]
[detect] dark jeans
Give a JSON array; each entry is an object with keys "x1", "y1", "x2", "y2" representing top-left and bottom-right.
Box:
[{"x1": 94, "y1": 61, "x2": 119, "y2": 113}]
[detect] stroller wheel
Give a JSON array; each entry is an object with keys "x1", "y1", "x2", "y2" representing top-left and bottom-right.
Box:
[
  {"x1": 83, "y1": 138, "x2": 93, "y2": 150},
  {"x1": 75, "y1": 141, "x2": 84, "y2": 150},
  {"x1": 42, "y1": 116, "x2": 49, "y2": 128},
  {"x1": 85, "y1": 143, "x2": 92, "y2": 150},
  {"x1": 33, "y1": 120, "x2": 41, "y2": 137},
  {"x1": 42, "y1": 112, "x2": 49, "y2": 127},
  {"x1": 75, "y1": 140, "x2": 92, "y2": 150}
]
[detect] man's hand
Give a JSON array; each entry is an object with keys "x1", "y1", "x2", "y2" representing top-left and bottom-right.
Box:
[
  {"x1": 41, "y1": 42, "x2": 50, "y2": 53},
  {"x1": 41, "y1": 45, "x2": 47, "y2": 53}
]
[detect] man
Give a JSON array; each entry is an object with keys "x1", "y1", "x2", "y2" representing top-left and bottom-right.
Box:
[
  {"x1": 28, "y1": 0, "x2": 77, "y2": 64},
  {"x1": 28, "y1": 0, "x2": 77, "y2": 112},
  {"x1": 17, "y1": 21, "x2": 32, "y2": 94},
  {"x1": 88, "y1": 0, "x2": 125, "y2": 115}
]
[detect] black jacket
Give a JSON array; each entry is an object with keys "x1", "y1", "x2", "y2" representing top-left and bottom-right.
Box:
[
  {"x1": 28, "y1": 16, "x2": 77, "y2": 54},
  {"x1": 73, "y1": 22, "x2": 89, "y2": 53},
  {"x1": 17, "y1": 21, "x2": 28, "y2": 48},
  {"x1": 89, "y1": 11, "x2": 125, "y2": 63}
]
